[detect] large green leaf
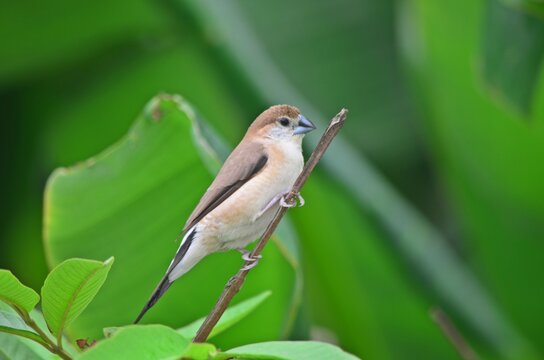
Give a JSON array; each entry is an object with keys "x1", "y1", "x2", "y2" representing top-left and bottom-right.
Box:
[
  {"x1": 222, "y1": 341, "x2": 359, "y2": 360},
  {"x1": 404, "y1": 0, "x2": 544, "y2": 357},
  {"x1": 480, "y1": 0, "x2": 544, "y2": 116},
  {"x1": 0, "y1": 270, "x2": 40, "y2": 314},
  {"x1": 177, "y1": 291, "x2": 271, "y2": 340},
  {"x1": 41, "y1": 257, "x2": 113, "y2": 344},
  {"x1": 0, "y1": 0, "x2": 266, "y2": 295},
  {"x1": 43, "y1": 94, "x2": 299, "y2": 348},
  {"x1": 78, "y1": 325, "x2": 189, "y2": 360}
]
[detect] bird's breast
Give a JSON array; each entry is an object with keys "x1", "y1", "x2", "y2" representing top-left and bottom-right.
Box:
[{"x1": 199, "y1": 141, "x2": 303, "y2": 247}]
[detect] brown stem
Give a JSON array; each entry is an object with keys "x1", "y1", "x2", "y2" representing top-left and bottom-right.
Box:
[
  {"x1": 430, "y1": 307, "x2": 479, "y2": 360},
  {"x1": 193, "y1": 108, "x2": 348, "y2": 343}
]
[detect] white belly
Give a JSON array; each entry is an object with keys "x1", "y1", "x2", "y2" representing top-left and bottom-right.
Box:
[{"x1": 200, "y1": 142, "x2": 303, "y2": 250}]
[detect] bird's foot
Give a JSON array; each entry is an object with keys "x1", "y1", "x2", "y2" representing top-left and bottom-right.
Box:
[
  {"x1": 280, "y1": 192, "x2": 305, "y2": 208},
  {"x1": 256, "y1": 191, "x2": 304, "y2": 218},
  {"x1": 238, "y1": 249, "x2": 262, "y2": 271},
  {"x1": 236, "y1": 248, "x2": 250, "y2": 257}
]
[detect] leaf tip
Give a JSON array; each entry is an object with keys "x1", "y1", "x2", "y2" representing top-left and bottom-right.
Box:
[
  {"x1": 103, "y1": 257, "x2": 115, "y2": 266},
  {"x1": 144, "y1": 93, "x2": 189, "y2": 122}
]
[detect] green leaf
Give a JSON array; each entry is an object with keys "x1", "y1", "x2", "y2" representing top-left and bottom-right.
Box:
[
  {"x1": 177, "y1": 291, "x2": 271, "y2": 339},
  {"x1": 0, "y1": 335, "x2": 55, "y2": 360},
  {"x1": 103, "y1": 327, "x2": 118, "y2": 339},
  {"x1": 221, "y1": 341, "x2": 359, "y2": 360},
  {"x1": 179, "y1": 342, "x2": 217, "y2": 360},
  {"x1": 41, "y1": 257, "x2": 113, "y2": 343},
  {"x1": 0, "y1": 303, "x2": 56, "y2": 360},
  {"x1": 0, "y1": 269, "x2": 40, "y2": 314},
  {"x1": 43, "y1": 94, "x2": 299, "y2": 346},
  {"x1": 78, "y1": 325, "x2": 189, "y2": 360},
  {"x1": 481, "y1": 0, "x2": 544, "y2": 116},
  {"x1": 0, "y1": 307, "x2": 47, "y2": 347}
]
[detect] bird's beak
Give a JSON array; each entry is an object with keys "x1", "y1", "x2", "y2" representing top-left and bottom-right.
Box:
[{"x1": 293, "y1": 114, "x2": 316, "y2": 135}]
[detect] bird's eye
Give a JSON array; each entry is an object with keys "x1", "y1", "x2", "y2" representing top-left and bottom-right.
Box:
[{"x1": 279, "y1": 118, "x2": 290, "y2": 127}]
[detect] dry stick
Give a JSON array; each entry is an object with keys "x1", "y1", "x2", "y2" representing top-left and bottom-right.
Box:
[
  {"x1": 430, "y1": 307, "x2": 479, "y2": 360},
  {"x1": 193, "y1": 108, "x2": 348, "y2": 343}
]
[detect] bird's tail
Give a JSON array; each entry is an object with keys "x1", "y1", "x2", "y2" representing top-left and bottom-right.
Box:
[
  {"x1": 134, "y1": 228, "x2": 196, "y2": 324},
  {"x1": 134, "y1": 275, "x2": 172, "y2": 324}
]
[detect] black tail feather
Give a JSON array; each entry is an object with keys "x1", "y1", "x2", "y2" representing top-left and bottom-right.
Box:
[
  {"x1": 134, "y1": 275, "x2": 172, "y2": 324},
  {"x1": 134, "y1": 228, "x2": 196, "y2": 324}
]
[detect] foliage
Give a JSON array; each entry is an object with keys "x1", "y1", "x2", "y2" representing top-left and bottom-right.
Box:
[
  {"x1": 41, "y1": 258, "x2": 113, "y2": 345},
  {"x1": 0, "y1": 261, "x2": 355, "y2": 359}
]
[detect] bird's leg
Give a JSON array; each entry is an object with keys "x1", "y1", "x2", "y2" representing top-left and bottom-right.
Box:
[
  {"x1": 237, "y1": 248, "x2": 262, "y2": 271},
  {"x1": 255, "y1": 192, "x2": 286, "y2": 218},
  {"x1": 256, "y1": 191, "x2": 305, "y2": 219}
]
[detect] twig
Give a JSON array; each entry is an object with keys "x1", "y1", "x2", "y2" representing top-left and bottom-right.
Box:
[
  {"x1": 193, "y1": 108, "x2": 348, "y2": 343},
  {"x1": 17, "y1": 309, "x2": 72, "y2": 360},
  {"x1": 430, "y1": 307, "x2": 479, "y2": 360}
]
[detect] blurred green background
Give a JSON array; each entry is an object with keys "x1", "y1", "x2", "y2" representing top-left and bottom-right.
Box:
[{"x1": 1, "y1": 0, "x2": 544, "y2": 359}]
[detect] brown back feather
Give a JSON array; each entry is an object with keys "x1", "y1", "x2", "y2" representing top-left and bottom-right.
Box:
[
  {"x1": 183, "y1": 141, "x2": 268, "y2": 232},
  {"x1": 182, "y1": 104, "x2": 299, "y2": 232}
]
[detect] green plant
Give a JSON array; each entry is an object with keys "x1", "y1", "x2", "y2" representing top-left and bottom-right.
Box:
[
  {"x1": 0, "y1": 258, "x2": 357, "y2": 359},
  {"x1": 0, "y1": 94, "x2": 359, "y2": 359},
  {"x1": 0, "y1": 258, "x2": 112, "y2": 359}
]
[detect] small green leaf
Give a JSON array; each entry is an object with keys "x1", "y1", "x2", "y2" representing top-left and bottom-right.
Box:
[
  {"x1": 0, "y1": 302, "x2": 55, "y2": 359},
  {"x1": 0, "y1": 334, "x2": 54, "y2": 360},
  {"x1": 179, "y1": 342, "x2": 217, "y2": 360},
  {"x1": 41, "y1": 257, "x2": 113, "y2": 343},
  {"x1": 177, "y1": 291, "x2": 271, "y2": 339},
  {"x1": 78, "y1": 325, "x2": 189, "y2": 360},
  {"x1": 221, "y1": 341, "x2": 360, "y2": 360},
  {"x1": 0, "y1": 308, "x2": 47, "y2": 347},
  {"x1": 0, "y1": 269, "x2": 40, "y2": 314}
]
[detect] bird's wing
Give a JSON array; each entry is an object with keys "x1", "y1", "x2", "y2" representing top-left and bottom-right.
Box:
[{"x1": 182, "y1": 141, "x2": 268, "y2": 232}]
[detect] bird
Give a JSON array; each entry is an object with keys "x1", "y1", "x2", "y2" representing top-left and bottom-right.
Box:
[{"x1": 134, "y1": 104, "x2": 316, "y2": 323}]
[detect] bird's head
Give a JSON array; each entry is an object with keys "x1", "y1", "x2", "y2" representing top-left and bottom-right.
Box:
[{"x1": 247, "y1": 105, "x2": 316, "y2": 143}]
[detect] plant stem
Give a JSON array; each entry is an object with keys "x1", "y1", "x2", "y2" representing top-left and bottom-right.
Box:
[
  {"x1": 18, "y1": 309, "x2": 73, "y2": 360},
  {"x1": 193, "y1": 108, "x2": 348, "y2": 343},
  {"x1": 430, "y1": 307, "x2": 479, "y2": 360}
]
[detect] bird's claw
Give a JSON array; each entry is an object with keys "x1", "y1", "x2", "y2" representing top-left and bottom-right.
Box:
[
  {"x1": 241, "y1": 253, "x2": 262, "y2": 271},
  {"x1": 241, "y1": 262, "x2": 258, "y2": 271},
  {"x1": 241, "y1": 252, "x2": 262, "y2": 262},
  {"x1": 280, "y1": 192, "x2": 304, "y2": 208},
  {"x1": 237, "y1": 249, "x2": 262, "y2": 271}
]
